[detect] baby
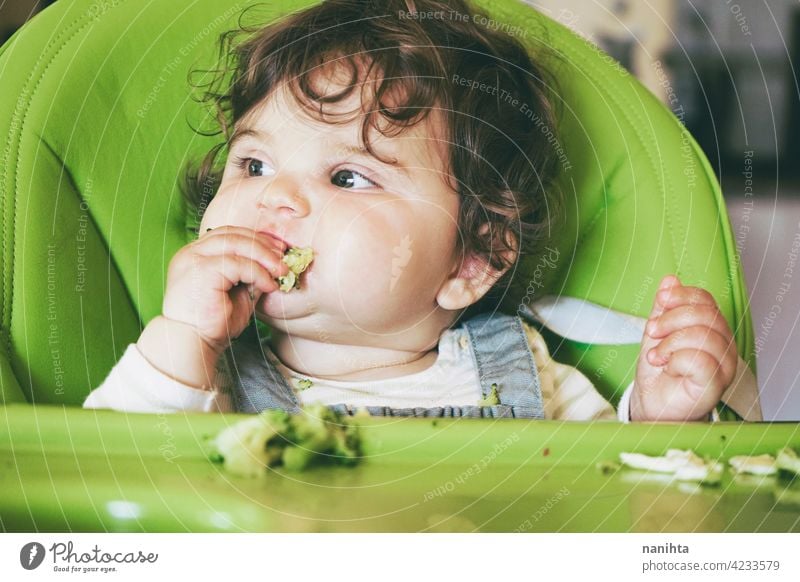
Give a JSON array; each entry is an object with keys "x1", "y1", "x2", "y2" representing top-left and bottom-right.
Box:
[{"x1": 84, "y1": 0, "x2": 741, "y2": 422}]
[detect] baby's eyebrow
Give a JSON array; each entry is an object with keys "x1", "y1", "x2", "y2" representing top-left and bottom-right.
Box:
[{"x1": 229, "y1": 127, "x2": 271, "y2": 147}]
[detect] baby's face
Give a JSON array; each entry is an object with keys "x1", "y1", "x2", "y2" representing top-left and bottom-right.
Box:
[{"x1": 199, "y1": 80, "x2": 463, "y2": 344}]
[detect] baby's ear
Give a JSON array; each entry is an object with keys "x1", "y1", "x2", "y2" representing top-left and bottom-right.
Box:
[{"x1": 436, "y1": 225, "x2": 517, "y2": 311}]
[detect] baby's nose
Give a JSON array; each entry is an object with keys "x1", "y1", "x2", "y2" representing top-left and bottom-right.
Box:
[{"x1": 256, "y1": 176, "x2": 310, "y2": 218}]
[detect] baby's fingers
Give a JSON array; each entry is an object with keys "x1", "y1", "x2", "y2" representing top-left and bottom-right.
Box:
[
  {"x1": 646, "y1": 304, "x2": 731, "y2": 340},
  {"x1": 194, "y1": 231, "x2": 290, "y2": 277},
  {"x1": 655, "y1": 284, "x2": 718, "y2": 311},
  {"x1": 648, "y1": 326, "x2": 737, "y2": 381},
  {"x1": 646, "y1": 275, "x2": 681, "y2": 321},
  {"x1": 205, "y1": 255, "x2": 280, "y2": 294},
  {"x1": 663, "y1": 349, "x2": 727, "y2": 409}
]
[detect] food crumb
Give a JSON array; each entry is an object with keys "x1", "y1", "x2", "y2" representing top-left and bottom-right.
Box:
[
  {"x1": 729, "y1": 454, "x2": 777, "y2": 476},
  {"x1": 619, "y1": 449, "x2": 722, "y2": 485},
  {"x1": 477, "y1": 383, "x2": 500, "y2": 406},
  {"x1": 295, "y1": 378, "x2": 313, "y2": 391},
  {"x1": 596, "y1": 460, "x2": 620, "y2": 475}
]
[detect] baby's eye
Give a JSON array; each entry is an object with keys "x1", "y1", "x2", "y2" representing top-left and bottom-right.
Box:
[
  {"x1": 331, "y1": 169, "x2": 379, "y2": 189},
  {"x1": 235, "y1": 157, "x2": 275, "y2": 178}
]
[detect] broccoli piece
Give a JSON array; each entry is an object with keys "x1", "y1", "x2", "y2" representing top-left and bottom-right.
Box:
[
  {"x1": 277, "y1": 270, "x2": 296, "y2": 292},
  {"x1": 210, "y1": 404, "x2": 362, "y2": 476},
  {"x1": 282, "y1": 445, "x2": 317, "y2": 472},
  {"x1": 277, "y1": 247, "x2": 314, "y2": 292},
  {"x1": 211, "y1": 410, "x2": 290, "y2": 478}
]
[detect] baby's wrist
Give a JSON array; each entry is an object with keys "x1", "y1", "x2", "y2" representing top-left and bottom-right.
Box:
[
  {"x1": 629, "y1": 383, "x2": 646, "y2": 421},
  {"x1": 157, "y1": 314, "x2": 228, "y2": 356},
  {"x1": 630, "y1": 381, "x2": 716, "y2": 422},
  {"x1": 137, "y1": 316, "x2": 222, "y2": 390}
]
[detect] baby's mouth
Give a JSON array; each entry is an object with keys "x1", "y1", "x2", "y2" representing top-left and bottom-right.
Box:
[{"x1": 258, "y1": 230, "x2": 292, "y2": 251}]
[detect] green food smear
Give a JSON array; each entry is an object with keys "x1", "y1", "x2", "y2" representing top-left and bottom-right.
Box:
[
  {"x1": 477, "y1": 383, "x2": 500, "y2": 406},
  {"x1": 210, "y1": 404, "x2": 361, "y2": 476},
  {"x1": 278, "y1": 247, "x2": 314, "y2": 292}
]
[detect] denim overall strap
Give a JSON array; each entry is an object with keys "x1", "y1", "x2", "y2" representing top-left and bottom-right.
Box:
[
  {"x1": 226, "y1": 313, "x2": 545, "y2": 419},
  {"x1": 462, "y1": 311, "x2": 545, "y2": 419},
  {"x1": 225, "y1": 323, "x2": 301, "y2": 414}
]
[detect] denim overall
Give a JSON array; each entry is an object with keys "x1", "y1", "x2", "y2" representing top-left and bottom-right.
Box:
[{"x1": 224, "y1": 311, "x2": 545, "y2": 419}]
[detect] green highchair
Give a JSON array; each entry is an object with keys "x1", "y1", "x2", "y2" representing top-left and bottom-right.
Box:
[{"x1": 0, "y1": 0, "x2": 785, "y2": 533}]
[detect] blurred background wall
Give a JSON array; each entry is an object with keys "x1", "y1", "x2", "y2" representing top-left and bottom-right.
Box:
[
  {"x1": 0, "y1": 0, "x2": 50, "y2": 45},
  {"x1": 3, "y1": 0, "x2": 798, "y2": 420}
]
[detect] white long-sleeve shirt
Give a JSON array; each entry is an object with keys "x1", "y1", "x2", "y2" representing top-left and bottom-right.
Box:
[{"x1": 83, "y1": 320, "x2": 632, "y2": 421}]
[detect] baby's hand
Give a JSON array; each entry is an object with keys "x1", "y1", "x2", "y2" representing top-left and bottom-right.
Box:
[
  {"x1": 630, "y1": 275, "x2": 737, "y2": 421},
  {"x1": 161, "y1": 226, "x2": 290, "y2": 354}
]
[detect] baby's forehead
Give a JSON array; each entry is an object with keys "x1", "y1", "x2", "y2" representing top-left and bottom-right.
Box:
[{"x1": 240, "y1": 83, "x2": 449, "y2": 169}]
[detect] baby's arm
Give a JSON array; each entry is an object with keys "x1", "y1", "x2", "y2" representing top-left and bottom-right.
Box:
[
  {"x1": 82, "y1": 341, "x2": 232, "y2": 413},
  {"x1": 84, "y1": 226, "x2": 289, "y2": 413},
  {"x1": 630, "y1": 275, "x2": 738, "y2": 421},
  {"x1": 136, "y1": 315, "x2": 222, "y2": 391},
  {"x1": 83, "y1": 314, "x2": 235, "y2": 413}
]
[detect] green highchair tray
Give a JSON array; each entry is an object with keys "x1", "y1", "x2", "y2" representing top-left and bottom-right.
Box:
[{"x1": 2, "y1": 405, "x2": 798, "y2": 532}]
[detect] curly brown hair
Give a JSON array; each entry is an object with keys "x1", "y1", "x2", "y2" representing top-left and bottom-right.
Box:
[{"x1": 184, "y1": 0, "x2": 562, "y2": 316}]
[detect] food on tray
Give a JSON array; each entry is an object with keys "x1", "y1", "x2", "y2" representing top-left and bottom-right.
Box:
[
  {"x1": 618, "y1": 449, "x2": 723, "y2": 484},
  {"x1": 601, "y1": 446, "x2": 800, "y2": 489},
  {"x1": 728, "y1": 454, "x2": 777, "y2": 476},
  {"x1": 210, "y1": 403, "x2": 361, "y2": 476},
  {"x1": 776, "y1": 447, "x2": 800, "y2": 476},
  {"x1": 210, "y1": 413, "x2": 287, "y2": 478},
  {"x1": 278, "y1": 247, "x2": 314, "y2": 292}
]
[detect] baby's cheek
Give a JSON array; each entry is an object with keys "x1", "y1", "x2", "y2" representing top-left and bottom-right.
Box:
[
  {"x1": 331, "y1": 219, "x2": 399, "y2": 300},
  {"x1": 322, "y1": 207, "x2": 411, "y2": 301},
  {"x1": 312, "y1": 200, "x2": 456, "y2": 326}
]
